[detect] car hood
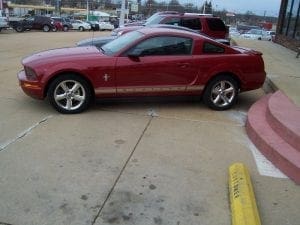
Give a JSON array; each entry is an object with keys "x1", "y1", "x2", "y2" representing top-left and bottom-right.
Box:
[{"x1": 22, "y1": 46, "x2": 102, "y2": 66}]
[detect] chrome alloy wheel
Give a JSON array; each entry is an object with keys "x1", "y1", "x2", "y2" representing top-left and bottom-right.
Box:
[
  {"x1": 54, "y1": 80, "x2": 86, "y2": 111},
  {"x1": 210, "y1": 80, "x2": 236, "y2": 107}
]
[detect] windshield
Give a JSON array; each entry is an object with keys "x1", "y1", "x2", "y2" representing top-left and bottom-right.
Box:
[
  {"x1": 101, "y1": 31, "x2": 144, "y2": 55},
  {"x1": 145, "y1": 15, "x2": 164, "y2": 25}
]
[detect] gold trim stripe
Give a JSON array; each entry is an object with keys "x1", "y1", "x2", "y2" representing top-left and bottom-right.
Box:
[
  {"x1": 95, "y1": 85, "x2": 204, "y2": 95},
  {"x1": 117, "y1": 86, "x2": 186, "y2": 94},
  {"x1": 186, "y1": 85, "x2": 204, "y2": 91},
  {"x1": 95, "y1": 88, "x2": 116, "y2": 94}
]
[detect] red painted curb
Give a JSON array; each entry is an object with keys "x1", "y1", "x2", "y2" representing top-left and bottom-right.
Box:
[{"x1": 267, "y1": 91, "x2": 300, "y2": 151}]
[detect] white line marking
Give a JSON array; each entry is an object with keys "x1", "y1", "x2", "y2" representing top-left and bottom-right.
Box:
[{"x1": 247, "y1": 139, "x2": 288, "y2": 178}]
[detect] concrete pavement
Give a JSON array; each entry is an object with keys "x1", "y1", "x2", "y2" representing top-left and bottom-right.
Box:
[
  {"x1": 234, "y1": 37, "x2": 300, "y2": 106},
  {"x1": 0, "y1": 31, "x2": 299, "y2": 225}
]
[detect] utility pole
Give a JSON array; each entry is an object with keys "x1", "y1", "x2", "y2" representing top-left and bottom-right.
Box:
[
  {"x1": 55, "y1": 0, "x2": 61, "y2": 16},
  {"x1": 86, "y1": 0, "x2": 89, "y2": 21},
  {"x1": 119, "y1": 0, "x2": 126, "y2": 27}
]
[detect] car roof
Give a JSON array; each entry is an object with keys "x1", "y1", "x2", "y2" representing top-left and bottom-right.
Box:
[
  {"x1": 136, "y1": 27, "x2": 230, "y2": 47},
  {"x1": 137, "y1": 27, "x2": 204, "y2": 39}
]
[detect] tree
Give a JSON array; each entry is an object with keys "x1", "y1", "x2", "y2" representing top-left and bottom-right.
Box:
[
  {"x1": 200, "y1": 0, "x2": 212, "y2": 14},
  {"x1": 167, "y1": 0, "x2": 184, "y2": 12},
  {"x1": 184, "y1": 3, "x2": 198, "y2": 13}
]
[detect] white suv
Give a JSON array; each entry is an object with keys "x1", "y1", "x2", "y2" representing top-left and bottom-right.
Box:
[{"x1": 0, "y1": 17, "x2": 9, "y2": 32}]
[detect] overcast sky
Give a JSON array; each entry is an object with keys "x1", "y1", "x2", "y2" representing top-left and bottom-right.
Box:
[{"x1": 185, "y1": 0, "x2": 282, "y2": 16}]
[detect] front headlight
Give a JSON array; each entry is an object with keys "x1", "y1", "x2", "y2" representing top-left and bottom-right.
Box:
[{"x1": 24, "y1": 66, "x2": 37, "y2": 81}]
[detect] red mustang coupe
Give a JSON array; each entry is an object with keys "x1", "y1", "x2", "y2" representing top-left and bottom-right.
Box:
[{"x1": 18, "y1": 28, "x2": 266, "y2": 114}]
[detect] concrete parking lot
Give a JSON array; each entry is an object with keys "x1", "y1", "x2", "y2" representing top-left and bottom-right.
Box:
[{"x1": 0, "y1": 30, "x2": 299, "y2": 225}]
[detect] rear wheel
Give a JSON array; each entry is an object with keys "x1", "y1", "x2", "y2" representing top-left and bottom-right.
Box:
[
  {"x1": 203, "y1": 75, "x2": 238, "y2": 110},
  {"x1": 43, "y1": 25, "x2": 50, "y2": 32},
  {"x1": 63, "y1": 26, "x2": 69, "y2": 32},
  {"x1": 15, "y1": 25, "x2": 24, "y2": 32},
  {"x1": 79, "y1": 26, "x2": 84, "y2": 32},
  {"x1": 47, "y1": 74, "x2": 91, "y2": 114}
]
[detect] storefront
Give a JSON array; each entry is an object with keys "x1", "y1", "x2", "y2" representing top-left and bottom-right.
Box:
[{"x1": 276, "y1": 0, "x2": 300, "y2": 51}]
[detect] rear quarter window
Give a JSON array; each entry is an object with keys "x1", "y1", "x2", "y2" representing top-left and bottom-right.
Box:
[
  {"x1": 206, "y1": 18, "x2": 226, "y2": 31},
  {"x1": 181, "y1": 18, "x2": 202, "y2": 30},
  {"x1": 162, "y1": 17, "x2": 181, "y2": 25},
  {"x1": 203, "y1": 42, "x2": 225, "y2": 54}
]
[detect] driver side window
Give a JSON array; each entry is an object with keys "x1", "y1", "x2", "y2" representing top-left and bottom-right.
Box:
[{"x1": 127, "y1": 36, "x2": 192, "y2": 56}]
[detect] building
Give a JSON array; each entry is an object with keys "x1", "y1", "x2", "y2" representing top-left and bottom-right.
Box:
[{"x1": 276, "y1": 0, "x2": 300, "y2": 51}]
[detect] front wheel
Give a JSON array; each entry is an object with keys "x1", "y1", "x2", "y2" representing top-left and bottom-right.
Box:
[
  {"x1": 47, "y1": 75, "x2": 91, "y2": 114},
  {"x1": 79, "y1": 26, "x2": 84, "y2": 32},
  {"x1": 63, "y1": 26, "x2": 69, "y2": 32},
  {"x1": 43, "y1": 25, "x2": 50, "y2": 32},
  {"x1": 203, "y1": 75, "x2": 238, "y2": 110}
]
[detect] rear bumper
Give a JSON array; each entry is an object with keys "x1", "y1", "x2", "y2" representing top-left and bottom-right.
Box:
[{"x1": 18, "y1": 70, "x2": 44, "y2": 99}]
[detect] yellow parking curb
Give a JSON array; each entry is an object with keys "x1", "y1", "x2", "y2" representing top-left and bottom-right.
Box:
[{"x1": 229, "y1": 163, "x2": 261, "y2": 225}]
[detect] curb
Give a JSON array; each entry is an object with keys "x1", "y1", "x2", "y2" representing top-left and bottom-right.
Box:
[
  {"x1": 262, "y1": 75, "x2": 278, "y2": 94},
  {"x1": 229, "y1": 163, "x2": 261, "y2": 225}
]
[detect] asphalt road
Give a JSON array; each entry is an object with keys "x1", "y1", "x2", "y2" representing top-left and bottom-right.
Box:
[{"x1": 0, "y1": 30, "x2": 299, "y2": 225}]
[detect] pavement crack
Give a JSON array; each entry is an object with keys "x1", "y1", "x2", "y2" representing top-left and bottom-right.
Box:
[
  {"x1": 91, "y1": 117, "x2": 153, "y2": 225},
  {"x1": 0, "y1": 115, "x2": 53, "y2": 152},
  {"x1": 99, "y1": 108, "x2": 243, "y2": 127}
]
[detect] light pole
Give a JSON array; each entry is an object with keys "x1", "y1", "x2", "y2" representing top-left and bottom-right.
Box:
[
  {"x1": 127, "y1": 1, "x2": 131, "y2": 20},
  {"x1": 119, "y1": 0, "x2": 126, "y2": 27},
  {"x1": 87, "y1": 0, "x2": 89, "y2": 21}
]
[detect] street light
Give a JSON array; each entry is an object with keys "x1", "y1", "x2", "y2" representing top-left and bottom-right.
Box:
[{"x1": 87, "y1": 0, "x2": 89, "y2": 21}]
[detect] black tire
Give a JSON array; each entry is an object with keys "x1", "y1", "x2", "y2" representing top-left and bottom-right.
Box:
[
  {"x1": 52, "y1": 27, "x2": 57, "y2": 32},
  {"x1": 15, "y1": 25, "x2": 24, "y2": 32},
  {"x1": 63, "y1": 26, "x2": 69, "y2": 32},
  {"x1": 79, "y1": 26, "x2": 84, "y2": 32},
  {"x1": 203, "y1": 75, "x2": 238, "y2": 111},
  {"x1": 43, "y1": 25, "x2": 50, "y2": 32},
  {"x1": 47, "y1": 74, "x2": 92, "y2": 114}
]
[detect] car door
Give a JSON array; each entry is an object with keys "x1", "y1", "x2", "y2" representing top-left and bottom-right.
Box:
[
  {"x1": 115, "y1": 35, "x2": 199, "y2": 96},
  {"x1": 23, "y1": 17, "x2": 34, "y2": 29}
]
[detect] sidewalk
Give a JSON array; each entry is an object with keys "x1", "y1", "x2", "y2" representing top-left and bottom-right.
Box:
[{"x1": 233, "y1": 38, "x2": 300, "y2": 106}]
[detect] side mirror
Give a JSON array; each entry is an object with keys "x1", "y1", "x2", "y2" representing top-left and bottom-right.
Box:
[{"x1": 127, "y1": 49, "x2": 143, "y2": 59}]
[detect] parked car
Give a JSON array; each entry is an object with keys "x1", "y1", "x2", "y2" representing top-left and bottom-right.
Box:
[
  {"x1": 240, "y1": 29, "x2": 272, "y2": 41},
  {"x1": 266, "y1": 30, "x2": 276, "y2": 41},
  {"x1": 0, "y1": 16, "x2": 9, "y2": 32},
  {"x1": 10, "y1": 16, "x2": 55, "y2": 32},
  {"x1": 18, "y1": 28, "x2": 266, "y2": 114},
  {"x1": 112, "y1": 11, "x2": 228, "y2": 39},
  {"x1": 51, "y1": 17, "x2": 73, "y2": 31},
  {"x1": 86, "y1": 21, "x2": 100, "y2": 31},
  {"x1": 99, "y1": 21, "x2": 114, "y2": 31},
  {"x1": 71, "y1": 20, "x2": 91, "y2": 31},
  {"x1": 229, "y1": 27, "x2": 240, "y2": 38},
  {"x1": 78, "y1": 24, "x2": 230, "y2": 48}
]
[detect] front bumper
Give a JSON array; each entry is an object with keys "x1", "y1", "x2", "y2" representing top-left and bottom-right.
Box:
[{"x1": 18, "y1": 70, "x2": 44, "y2": 99}]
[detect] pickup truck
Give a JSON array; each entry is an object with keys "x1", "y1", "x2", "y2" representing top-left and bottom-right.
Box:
[{"x1": 0, "y1": 17, "x2": 9, "y2": 32}]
